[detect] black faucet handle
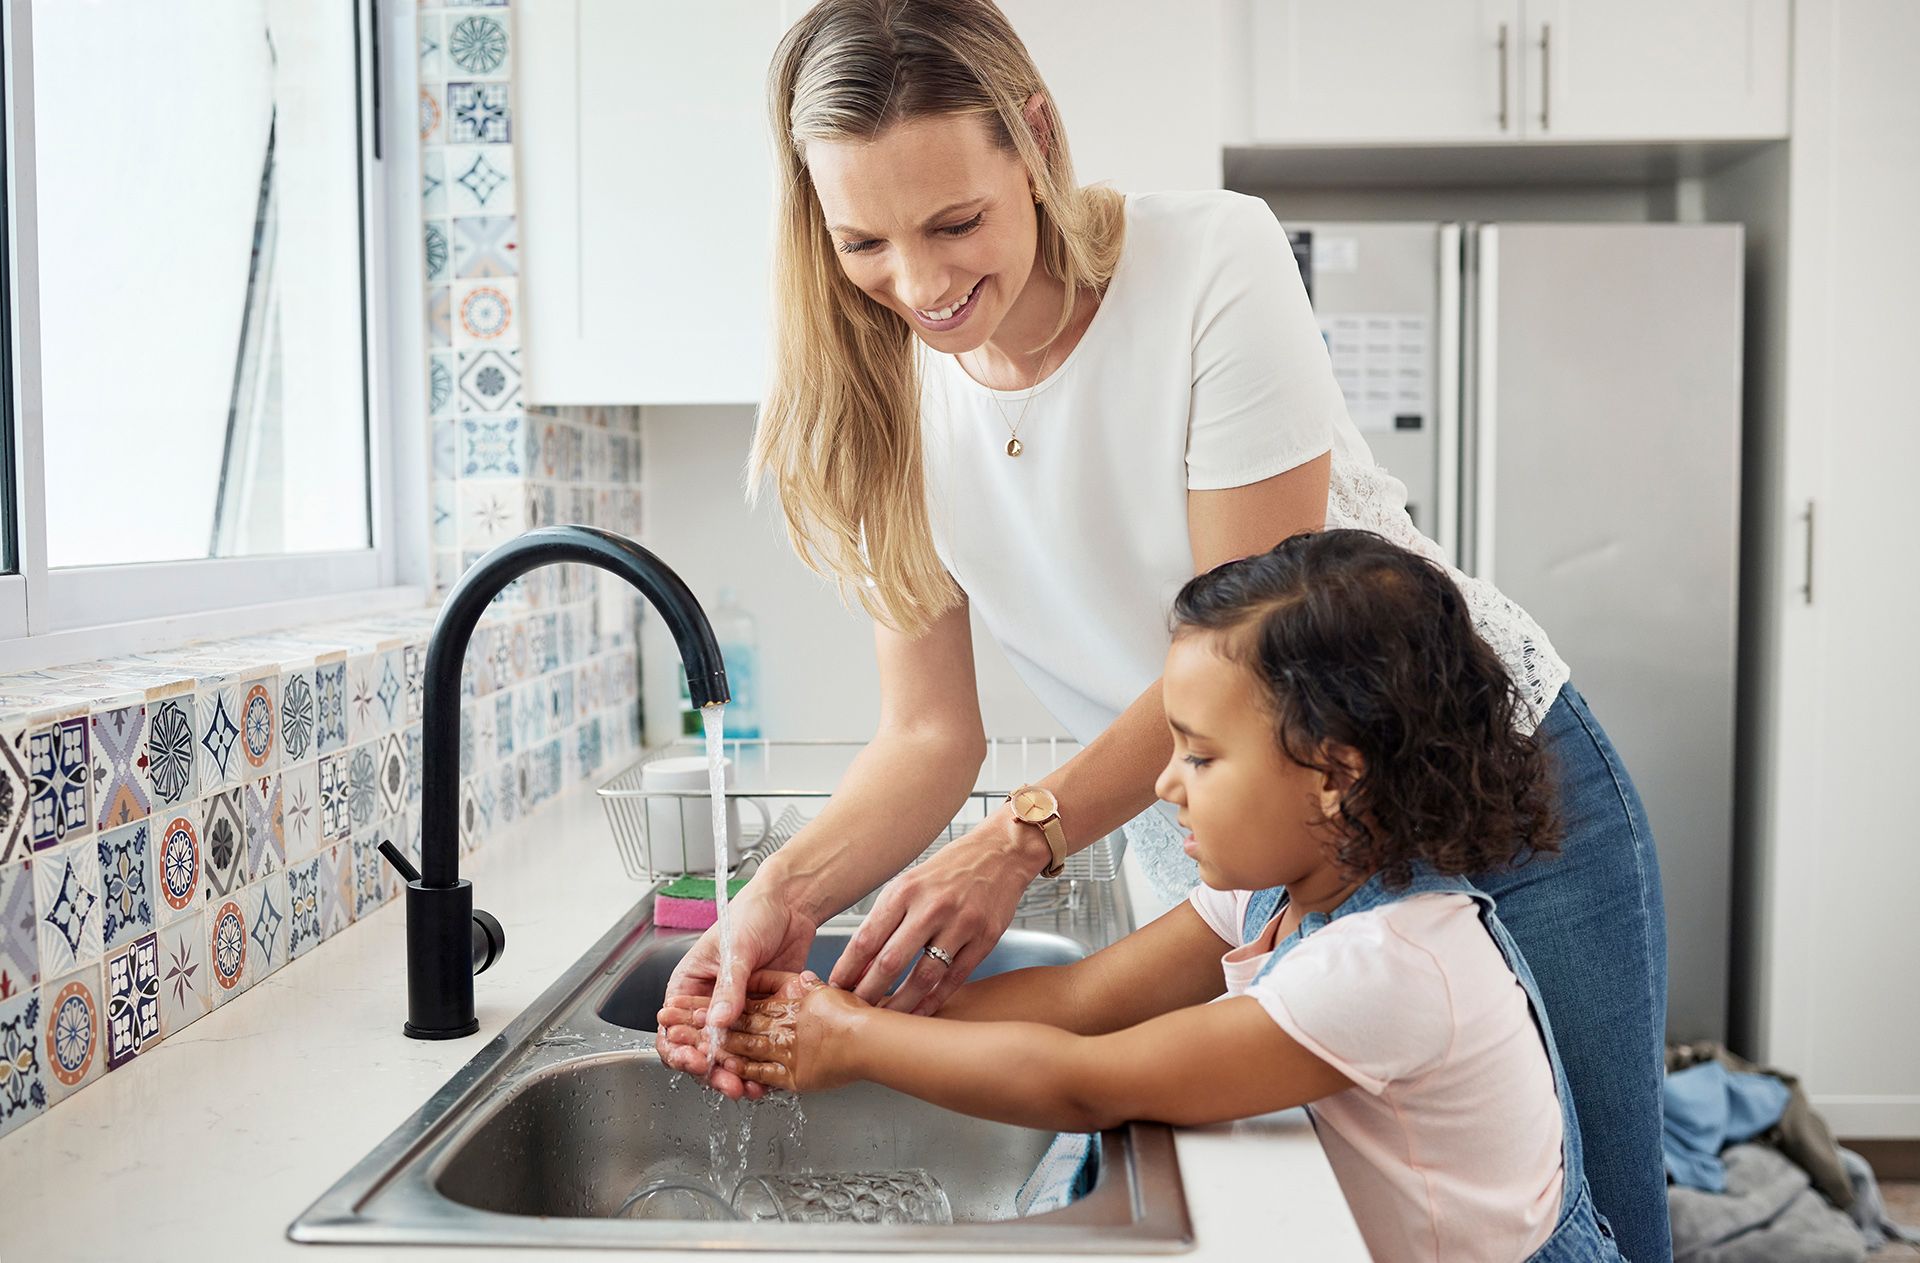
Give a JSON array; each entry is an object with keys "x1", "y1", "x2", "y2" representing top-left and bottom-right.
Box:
[{"x1": 378, "y1": 841, "x2": 506, "y2": 979}]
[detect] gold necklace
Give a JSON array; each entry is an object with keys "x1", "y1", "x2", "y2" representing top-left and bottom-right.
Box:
[{"x1": 983, "y1": 343, "x2": 1055, "y2": 458}]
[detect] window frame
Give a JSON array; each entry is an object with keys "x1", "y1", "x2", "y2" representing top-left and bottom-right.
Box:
[{"x1": 0, "y1": 0, "x2": 428, "y2": 672}]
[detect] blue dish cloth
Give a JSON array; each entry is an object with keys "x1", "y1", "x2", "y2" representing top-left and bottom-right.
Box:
[
  {"x1": 1663, "y1": 1060, "x2": 1792, "y2": 1193},
  {"x1": 1016, "y1": 1131, "x2": 1100, "y2": 1216}
]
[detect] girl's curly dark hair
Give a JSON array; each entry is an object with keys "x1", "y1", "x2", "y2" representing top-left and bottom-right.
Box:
[{"x1": 1171, "y1": 529, "x2": 1559, "y2": 890}]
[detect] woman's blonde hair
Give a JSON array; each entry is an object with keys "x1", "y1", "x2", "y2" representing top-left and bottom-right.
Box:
[{"x1": 753, "y1": 0, "x2": 1125, "y2": 636}]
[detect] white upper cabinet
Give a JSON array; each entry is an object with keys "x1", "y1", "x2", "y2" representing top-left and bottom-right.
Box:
[
  {"x1": 1524, "y1": 0, "x2": 1790, "y2": 141},
  {"x1": 516, "y1": 0, "x2": 787, "y2": 405},
  {"x1": 1246, "y1": 0, "x2": 1788, "y2": 144},
  {"x1": 1249, "y1": 0, "x2": 1523, "y2": 143}
]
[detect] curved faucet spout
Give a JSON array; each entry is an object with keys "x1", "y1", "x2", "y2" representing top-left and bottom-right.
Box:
[{"x1": 403, "y1": 525, "x2": 729, "y2": 1039}]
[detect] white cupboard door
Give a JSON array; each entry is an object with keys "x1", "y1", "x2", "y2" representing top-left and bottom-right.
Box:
[
  {"x1": 1523, "y1": 0, "x2": 1789, "y2": 141},
  {"x1": 517, "y1": 0, "x2": 784, "y2": 405},
  {"x1": 1248, "y1": 0, "x2": 1522, "y2": 144}
]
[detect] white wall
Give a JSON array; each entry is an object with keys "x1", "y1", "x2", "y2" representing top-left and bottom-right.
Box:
[{"x1": 638, "y1": 405, "x2": 1065, "y2": 745}]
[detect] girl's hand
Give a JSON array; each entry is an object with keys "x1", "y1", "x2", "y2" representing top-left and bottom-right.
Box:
[
  {"x1": 653, "y1": 888, "x2": 820, "y2": 1099},
  {"x1": 666, "y1": 971, "x2": 870, "y2": 1093}
]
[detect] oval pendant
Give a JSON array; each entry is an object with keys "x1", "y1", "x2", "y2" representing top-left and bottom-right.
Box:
[{"x1": 1006, "y1": 437, "x2": 1024, "y2": 457}]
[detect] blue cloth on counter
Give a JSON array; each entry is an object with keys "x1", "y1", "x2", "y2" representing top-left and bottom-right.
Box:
[{"x1": 1663, "y1": 1061, "x2": 1792, "y2": 1193}]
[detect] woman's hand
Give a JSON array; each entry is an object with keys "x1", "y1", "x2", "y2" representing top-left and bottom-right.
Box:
[
  {"x1": 828, "y1": 810, "x2": 1047, "y2": 1015},
  {"x1": 653, "y1": 886, "x2": 819, "y2": 1099},
  {"x1": 665, "y1": 971, "x2": 870, "y2": 1093}
]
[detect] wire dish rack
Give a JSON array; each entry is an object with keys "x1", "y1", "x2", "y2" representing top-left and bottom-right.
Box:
[{"x1": 596, "y1": 737, "x2": 1127, "y2": 891}]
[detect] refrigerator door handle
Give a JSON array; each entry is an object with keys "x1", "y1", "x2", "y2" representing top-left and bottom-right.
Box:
[
  {"x1": 1436, "y1": 225, "x2": 1463, "y2": 566},
  {"x1": 1471, "y1": 225, "x2": 1500, "y2": 584}
]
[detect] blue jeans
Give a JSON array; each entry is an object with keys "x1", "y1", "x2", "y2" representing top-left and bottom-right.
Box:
[{"x1": 1478, "y1": 684, "x2": 1671, "y2": 1263}]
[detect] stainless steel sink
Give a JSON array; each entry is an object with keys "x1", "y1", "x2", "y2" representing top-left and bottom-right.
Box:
[{"x1": 290, "y1": 877, "x2": 1191, "y2": 1251}]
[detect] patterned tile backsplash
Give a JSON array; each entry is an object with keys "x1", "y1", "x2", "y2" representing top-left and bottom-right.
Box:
[{"x1": 0, "y1": 590, "x2": 643, "y2": 1139}]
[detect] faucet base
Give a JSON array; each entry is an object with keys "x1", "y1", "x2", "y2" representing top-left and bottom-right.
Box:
[
  {"x1": 403, "y1": 878, "x2": 481, "y2": 1041},
  {"x1": 404, "y1": 1019, "x2": 481, "y2": 1041}
]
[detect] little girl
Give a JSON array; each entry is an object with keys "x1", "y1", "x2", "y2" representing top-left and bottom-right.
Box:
[{"x1": 663, "y1": 530, "x2": 1623, "y2": 1261}]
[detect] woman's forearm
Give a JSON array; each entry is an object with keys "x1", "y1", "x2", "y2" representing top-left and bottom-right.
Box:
[{"x1": 756, "y1": 726, "x2": 983, "y2": 925}]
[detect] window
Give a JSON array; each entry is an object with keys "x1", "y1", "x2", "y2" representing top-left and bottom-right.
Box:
[{"x1": 2, "y1": 0, "x2": 414, "y2": 660}]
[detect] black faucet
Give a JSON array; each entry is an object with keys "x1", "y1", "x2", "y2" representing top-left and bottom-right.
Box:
[{"x1": 391, "y1": 525, "x2": 730, "y2": 1040}]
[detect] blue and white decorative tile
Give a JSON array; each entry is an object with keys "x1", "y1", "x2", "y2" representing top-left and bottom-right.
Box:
[
  {"x1": 313, "y1": 661, "x2": 349, "y2": 755},
  {"x1": 495, "y1": 759, "x2": 519, "y2": 826},
  {"x1": 403, "y1": 725, "x2": 423, "y2": 809},
  {"x1": 235, "y1": 675, "x2": 278, "y2": 776},
  {"x1": 286, "y1": 855, "x2": 324, "y2": 961},
  {"x1": 376, "y1": 733, "x2": 410, "y2": 822},
  {"x1": 402, "y1": 644, "x2": 426, "y2": 725},
  {"x1": 0, "y1": 860, "x2": 37, "y2": 999},
  {"x1": 245, "y1": 870, "x2": 289, "y2": 984},
  {"x1": 452, "y1": 214, "x2": 517, "y2": 278},
  {"x1": 195, "y1": 684, "x2": 243, "y2": 792},
  {"x1": 42, "y1": 962, "x2": 103, "y2": 1104},
  {"x1": 445, "y1": 144, "x2": 514, "y2": 215},
  {"x1": 244, "y1": 774, "x2": 284, "y2": 881},
  {"x1": 279, "y1": 668, "x2": 316, "y2": 765},
  {"x1": 207, "y1": 898, "x2": 249, "y2": 1007},
  {"x1": 95, "y1": 820, "x2": 153, "y2": 953},
  {"x1": 200, "y1": 788, "x2": 245, "y2": 902},
  {"x1": 431, "y1": 480, "x2": 458, "y2": 551},
  {"x1": 145, "y1": 695, "x2": 197, "y2": 810},
  {"x1": 89, "y1": 703, "x2": 149, "y2": 832},
  {"x1": 424, "y1": 219, "x2": 450, "y2": 283},
  {"x1": 429, "y1": 351, "x2": 457, "y2": 418},
  {"x1": 345, "y1": 657, "x2": 381, "y2": 746},
  {"x1": 318, "y1": 843, "x2": 353, "y2": 941},
  {"x1": 453, "y1": 279, "x2": 517, "y2": 348},
  {"x1": 458, "y1": 481, "x2": 530, "y2": 552},
  {"x1": 155, "y1": 909, "x2": 208, "y2": 1038},
  {"x1": 349, "y1": 835, "x2": 390, "y2": 921},
  {"x1": 418, "y1": 9, "x2": 445, "y2": 81},
  {"x1": 373, "y1": 651, "x2": 405, "y2": 736},
  {"x1": 494, "y1": 692, "x2": 516, "y2": 762},
  {"x1": 446, "y1": 10, "x2": 509, "y2": 77},
  {"x1": 428, "y1": 285, "x2": 452, "y2": 348},
  {"x1": 0, "y1": 725, "x2": 30, "y2": 864},
  {"x1": 458, "y1": 415, "x2": 524, "y2": 479},
  {"x1": 347, "y1": 743, "x2": 380, "y2": 833},
  {"x1": 280, "y1": 760, "x2": 319, "y2": 864},
  {"x1": 0, "y1": 988, "x2": 46, "y2": 1138},
  {"x1": 399, "y1": 809, "x2": 423, "y2": 873},
  {"x1": 318, "y1": 752, "x2": 352, "y2": 845},
  {"x1": 150, "y1": 808, "x2": 202, "y2": 923},
  {"x1": 28, "y1": 716, "x2": 92, "y2": 850},
  {"x1": 422, "y1": 145, "x2": 447, "y2": 216},
  {"x1": 103, "y1": 932, "x2": 160, "y2": 1070},
  {"x1": 419, "y1": 82, "x2": 444, "y2": 144},
  {"x1": 34, "y1": 842, "x2": 102, "y2": 977},
  {"x1": 446, "y1": 80, "x2": 510, "y2": 144}
]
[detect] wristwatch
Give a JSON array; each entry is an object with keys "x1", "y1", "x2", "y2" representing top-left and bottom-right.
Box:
[{"x1": 1008, "y1": 785, "x2": 1068, "y2": 878}]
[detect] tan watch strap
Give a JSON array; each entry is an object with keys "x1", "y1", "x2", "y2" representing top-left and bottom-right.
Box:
[{"x1": 1035, "y1": 817, "x2": 1068, "y2": 878}]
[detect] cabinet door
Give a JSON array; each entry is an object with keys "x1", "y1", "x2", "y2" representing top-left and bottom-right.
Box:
[
  {"x1": 1522, "y1": 0, "x2": 1788, "y2": 141},
  {"x1": 516, "y1": 0, "x2": 785, "y2": 404},
  {"x1": 1248, "y1": 0, "x2": 1522, "y2": 143}
]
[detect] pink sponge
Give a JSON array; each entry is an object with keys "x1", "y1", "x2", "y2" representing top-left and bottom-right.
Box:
[{"x1": 653, "y1": 876, "x2": 748, "y2": 931}]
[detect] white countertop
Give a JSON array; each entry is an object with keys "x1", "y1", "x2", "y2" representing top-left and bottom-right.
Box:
[{"x1": 0, "y1": 784, "x2": 1364, "y2": 1262}]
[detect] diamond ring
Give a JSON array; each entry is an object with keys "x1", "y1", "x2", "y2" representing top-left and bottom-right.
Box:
[{"x1": 923, "y1": 944, "x2": 955, "y2": 967}]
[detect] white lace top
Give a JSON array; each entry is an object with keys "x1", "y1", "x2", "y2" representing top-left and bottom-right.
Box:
[{"x1": 918, "y1": 190, "x2": 1568, "y2": 795}]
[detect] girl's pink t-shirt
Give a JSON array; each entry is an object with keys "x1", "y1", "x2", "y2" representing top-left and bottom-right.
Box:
[{"x1": 1189, "y1": 886, "x2": 1566, "y2": 1263}]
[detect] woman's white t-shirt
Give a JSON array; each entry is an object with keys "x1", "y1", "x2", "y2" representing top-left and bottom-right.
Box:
[{"x1": 918, "y1": 191, "x2": 1569, "y2": 893}]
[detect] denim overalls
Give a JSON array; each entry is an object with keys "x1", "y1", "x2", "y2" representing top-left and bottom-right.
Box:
[{"x1": 1242, "y1": 866, "x2": 1625, "y2": 1262}]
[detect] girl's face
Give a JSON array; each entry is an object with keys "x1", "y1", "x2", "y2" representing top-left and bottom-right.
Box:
[
  {"x1": 1155, "y1": 633, "x2": 1345, "y2": 892},
  {"x1": 804, "y1": 112, "x2": 1041, "y2": 352}
]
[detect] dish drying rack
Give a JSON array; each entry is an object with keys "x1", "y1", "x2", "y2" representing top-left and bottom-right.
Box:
[{"x1": 596, "y1": 738, "x2": 1127, "y2": 894}]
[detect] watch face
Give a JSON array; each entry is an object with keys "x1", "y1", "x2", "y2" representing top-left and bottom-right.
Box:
[{"x1": 1012, "y1": 786, "x2": 1058, "y2": 822}]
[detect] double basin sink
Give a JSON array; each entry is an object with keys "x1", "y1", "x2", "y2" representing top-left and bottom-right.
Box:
[{"x1": 290, "y1": 876, "x2": 1191, "y2": 1252}]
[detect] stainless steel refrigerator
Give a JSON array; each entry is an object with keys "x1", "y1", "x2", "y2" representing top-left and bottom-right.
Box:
[{"x1": 1288, "y1": 221, "x2": 1744, "y2": 1042}]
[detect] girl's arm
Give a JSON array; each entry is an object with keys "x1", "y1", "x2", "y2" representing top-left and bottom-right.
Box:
[
  {"x1": 936, "y1": 902, "x2": 1232, "y2": 1033},
  {"x1": 715, "y1": 982, "x2": 1354, "y2": 1133}
]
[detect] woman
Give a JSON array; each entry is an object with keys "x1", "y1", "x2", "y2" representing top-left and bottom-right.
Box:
[{"x1": 660, "y1": 2, "x2": 1669, "y2": 1258}]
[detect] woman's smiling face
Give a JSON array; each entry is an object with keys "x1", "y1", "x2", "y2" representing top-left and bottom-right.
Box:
[{"x1": 804, "y1": 112, "x2": 1040, "y2": 351}]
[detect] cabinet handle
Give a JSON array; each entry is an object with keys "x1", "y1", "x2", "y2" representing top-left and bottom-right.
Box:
[
  {"x1": 1538, "y1": 22, "x2": 1552, "y2": 132},
  {"x1": 1800, "y1": 500, "x2": 1815, "y2": 605},
  {"x1": 1496, "y1": 24, "x2": 1510, "y2": 131}
]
